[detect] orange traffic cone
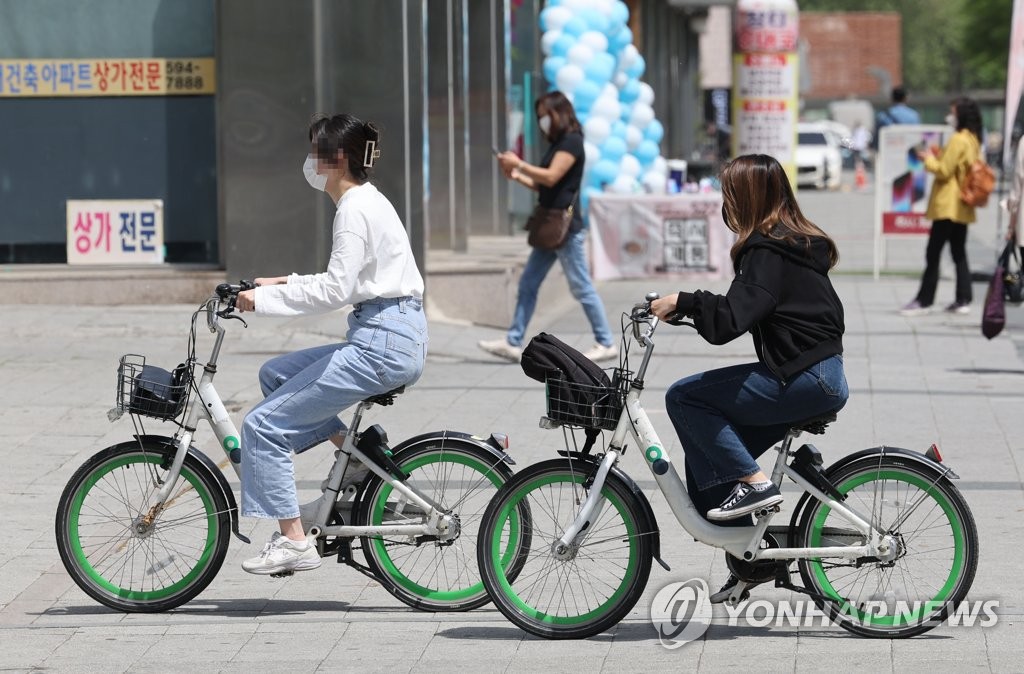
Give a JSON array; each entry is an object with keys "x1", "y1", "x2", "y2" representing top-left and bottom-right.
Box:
[{"x1": 855, "y1": 159, "x2": 867, "y2": 191}]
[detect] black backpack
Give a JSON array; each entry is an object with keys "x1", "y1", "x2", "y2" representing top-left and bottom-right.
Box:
[{"x1": 521, "y1": 332, "x2": 621, "y2": 432}]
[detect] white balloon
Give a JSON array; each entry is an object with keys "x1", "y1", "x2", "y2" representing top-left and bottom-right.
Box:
[
  {"x1": 562, "y1": 0, "x2": 589, "y2": 11},
  {"x1": 600, "y1": 83, "x2": 618, "y2": 101},
  {"x1": 595, "y1": 0, "x2": 615, "y2": 15},
  {"x1": 618, "y1": 44, "x2": 639, "y2": 69},
  {"x1": 584, "y1": 141, "x2": 602, "y2": 165},
  {"x1": 541, "y1": 30, "x2": 562, "y2": 56},
  {"x1": 614, "y1": 72, "x2": 629, "y2": 88},
  {"x1": 567, "y1": 43, "x2": 595, "y2": 68},
  {"x1": 625, "y1": 124, "x2": 643, "y2": 150},
  {"x1": 610, "y1": 174, "x2": 635, "y2": 193},
  {"x1": 543, "y1": 6, "x2": 573, "y2": 30},
  {"x1": 579, "y1": 31, "x2": 609, "y2": 53},
  {"x1": 642, "y1": 170, "x2": 667, "y2": 194},
  {"x1": 629, "y1": 103, "x2": 654, "y2": 129},
  {"x1": 638, "y1": 82, "x2": 655, "y2": 105},
  {"x1": 555, "y1": 63, "x2": 585, "y2": 93},
  {"x1": 620, "y1": 154, "x2": 642, "y2": 177},
  {"x1": 652, "y1": 156, "x2": 667, "y2": 175},
  {"x1": 584, "y1": 116, "x2": 612, "y2": 144},
  {"x1": 591, "y1": 96, "x2": 620, "y2": 121}
]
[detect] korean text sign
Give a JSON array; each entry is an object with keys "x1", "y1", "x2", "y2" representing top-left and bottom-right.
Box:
[
  {"x1": 0, "y1": 59, "x2": 215, "y2": 97},
  {"x1": 66, "y1": 200, "x2": 165, "y2": 265}
]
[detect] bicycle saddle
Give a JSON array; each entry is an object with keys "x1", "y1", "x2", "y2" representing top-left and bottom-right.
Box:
[
  {"x1": 364, "y1": 386, "x2": 406, "y2": 406},
  {"x1": 790, "y1": 411, "x2": 837, "y2": 435}
]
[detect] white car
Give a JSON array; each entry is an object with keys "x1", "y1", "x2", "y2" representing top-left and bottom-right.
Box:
[{"x1": 796, "y1": 122, "x2": 843, "y2": 190}]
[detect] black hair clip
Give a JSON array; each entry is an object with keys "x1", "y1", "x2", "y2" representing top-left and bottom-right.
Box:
[{"x1": 363, "y1": 140, "x2": 380, "y2": 168}]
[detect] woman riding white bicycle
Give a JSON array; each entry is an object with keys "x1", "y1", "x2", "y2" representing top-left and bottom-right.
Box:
[
  {"x1": 651, "y1": 154, "x2": 848, "y2": 587},
  {"x1": 235, "y1": 112, "x2": 427, "y2": 575}
]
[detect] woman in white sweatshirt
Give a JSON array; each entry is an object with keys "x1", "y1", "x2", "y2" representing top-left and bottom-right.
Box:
[{"x1": 234, "y1": 113, "x2": 427, "y2": 575}]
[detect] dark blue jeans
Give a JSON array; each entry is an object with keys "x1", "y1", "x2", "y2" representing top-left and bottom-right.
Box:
[{"x1": 665, "y1": 355, "x2": 848, "y2": 524}]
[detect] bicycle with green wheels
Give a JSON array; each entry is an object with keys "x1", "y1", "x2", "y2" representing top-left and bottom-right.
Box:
[
  {"x1": 55, "y1": 281, "x2": 527, "y2": 613},
  {"x1": 477, "y1": 292, "x2": 978, "y2": 639}
]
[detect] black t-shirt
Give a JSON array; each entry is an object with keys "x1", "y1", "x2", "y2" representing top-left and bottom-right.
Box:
[{"x1": 537, "y1": 130, "x2": 584, "y2": 229}]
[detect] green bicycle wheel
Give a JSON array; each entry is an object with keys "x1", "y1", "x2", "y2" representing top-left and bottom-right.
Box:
[
  {"x1": 55, "y1": 442, "x2": 232, "y2": 612},
  {"x1": 357, "y1": 440, "x2": 526, "y2": 611},
  {"x1": 796, "y1": 456, "x2": 979, "y2": 638},
  {"x1": 478, "y1": 458, "x2": 653, "y2": 639}
]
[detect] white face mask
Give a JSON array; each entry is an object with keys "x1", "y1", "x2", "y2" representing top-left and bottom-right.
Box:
[
  {"x1": 945, "y1": 114, "x2": 957, "y2": 128},
  {"x1": 303, "y1": 154, "x2": 328, "y2": 191},
  {"x1": 538, "y1": 115, "x2": 552, "y2": 136}
]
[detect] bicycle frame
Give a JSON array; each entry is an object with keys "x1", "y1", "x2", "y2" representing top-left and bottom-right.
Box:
[
  {"x1": 146, "y1": 296, "x2": 456, "y2": 541},
  {"x1": 554, "y1": 310, "x2": 893, "y2": 564}
]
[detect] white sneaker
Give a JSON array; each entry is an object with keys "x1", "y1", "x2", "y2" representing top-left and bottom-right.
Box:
[
  {"x1": 582, "y1": 343, "x2": 618, "y2": 362},
  {"x1": 478, "y1": 338, "x2": 522, "y2": 362},
  {"x1": 241, "y1": 532, "x2": 321, "y2": 575}
]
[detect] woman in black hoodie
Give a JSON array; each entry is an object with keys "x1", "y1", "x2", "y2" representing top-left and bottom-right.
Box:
[{"x1": 651, "y1": 154, "x2": 848, "y2": 524}]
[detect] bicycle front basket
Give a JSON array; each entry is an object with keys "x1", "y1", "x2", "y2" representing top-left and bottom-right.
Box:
[
  {"x1": 544, "y1": 369, "x2": 629, "y2": 431},
  {"x1": 117, "y1": 354, "x2": 192, "y2": 421}
]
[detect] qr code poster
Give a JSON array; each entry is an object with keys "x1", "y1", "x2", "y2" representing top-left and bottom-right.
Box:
[{"x1": 662, "y1": 218, "x2": 710, "y2": 271}]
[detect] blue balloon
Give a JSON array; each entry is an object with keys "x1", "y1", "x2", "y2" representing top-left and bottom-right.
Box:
[
  {"x1": 551, "y1": 33, "x2": 575, "y2": 57},
  {"x1": 573, "y1": 79, "x2": 601, "y2": 110},
  {"x1": 539, "y1": 8, "x2": 557, "y2": 32},
  {"x1": 592, "y1": 159, "x2": 619, "y2": 187},
  {"x1": 562, "y1": 17, "x2": 587, "y2": 37},
  {"x1": 626, "y1": 55, "x2": 646, "y2": 80},
  {"x1": 612, "y1": 1, "x2": 630, "y2": 26},
  {"x1": 619, "y1": 78, "x2": 640, "y2": 104},
  {"x1": 584, "y1": 53, "x2": 615, "y2": 85},
  {"x1": 610, "y1": 26, "x2": 632, "y2": 53},
  {"x1": 543, "y1": 56, "x2": 566, "y2": 84},
  {"x1": 600, "y1": 136, "x2": 628, "y2": 162},
  {"x1": 611, "y1": 120, "x2": 627, "y2": 139},
  {"x1": 636, "y1": 139, "x2": 659, "y2": 166},
  {"x1": 578, "y1": 9, "x2": 610, "y2": 34},
  {"x1": 644, "y1": 119, "x2": 664, "y2": 144}
]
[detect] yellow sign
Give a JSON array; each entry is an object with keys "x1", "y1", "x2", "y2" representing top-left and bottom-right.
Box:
[{"x1": 0, "y1": 58, "x2": 215, "y2": 97}]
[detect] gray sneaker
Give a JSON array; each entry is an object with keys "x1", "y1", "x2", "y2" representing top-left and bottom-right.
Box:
[{"x1": 242, "y1": 532, "x2": 321, "y2": 575}]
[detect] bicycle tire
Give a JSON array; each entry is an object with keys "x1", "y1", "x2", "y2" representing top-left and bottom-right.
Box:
[
  {"x1": 795, "y1": 455, "x2": 979, "y2": 638},
  {"x1": 357, "y1": 440, "x2": 525, "y2": 611},
  {"x1": 55, "y1": 442, "x2": 232, "y2": 613},
  {"x1": 478, "y1": 458, "x2": 653, "y2": 639}
]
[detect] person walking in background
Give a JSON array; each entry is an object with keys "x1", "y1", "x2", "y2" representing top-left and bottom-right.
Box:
[
  {"x1": 1007, "y1": 134, "x2": 1024, "y2": 257},
  {"x1": 901, "y1": 97, "x2": 984, "y2": 316},
  {"x1": 875, "y1": 85, "x2": 921, "y2": 140},
  {"x1": 478, "y1": 91, "x2": 617, "y2": 363},
  {"x1": 850, "y1": 121, "x2": 872, "y2": 166}
]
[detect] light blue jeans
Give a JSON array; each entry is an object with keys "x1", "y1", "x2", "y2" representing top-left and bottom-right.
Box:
[
  {"x1": 507, "y1": 228, "x2": 614, "y2": 347},
  {"x1": 240, "y1": 297, "x2": 427, "y2": 519}
]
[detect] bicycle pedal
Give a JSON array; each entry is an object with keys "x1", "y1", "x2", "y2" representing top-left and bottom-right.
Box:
[
  {"x1": 754, "y1": 505, "x2": 782, "y2": 520},
  {"x1": 269, "y1": 570, "x2": 295, "y2": 578}
]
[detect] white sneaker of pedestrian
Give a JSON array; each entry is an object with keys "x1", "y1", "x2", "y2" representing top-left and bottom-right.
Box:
[
  {"x1": 478, "y1": 338, "x2": 522, "y2": 362},
  {"x1": 241, "y1": 532, "x2": 322, "y2": 575},
  {"x1": 582, "y1": 343, "x2": 618, "y2": 362}
]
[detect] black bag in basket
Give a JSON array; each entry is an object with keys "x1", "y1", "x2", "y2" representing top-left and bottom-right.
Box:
[
  {"x1": 522, "y1": 332, "x2": 618, "y2": 428},
  {"x1": 130, "y1": 363, "x2": 190, "y2": 418}
]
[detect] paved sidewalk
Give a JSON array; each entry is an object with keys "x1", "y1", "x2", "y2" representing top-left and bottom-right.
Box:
[{"x1": 3, "y1": 189, "x2": 1024, "y2": 671}]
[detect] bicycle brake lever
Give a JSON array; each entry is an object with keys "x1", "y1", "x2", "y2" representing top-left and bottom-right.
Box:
[{"x1": 222, "y1": 313, "x2": 248, "y2": 328}]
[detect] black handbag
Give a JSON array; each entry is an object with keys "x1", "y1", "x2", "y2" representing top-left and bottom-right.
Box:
[
  {"x1": 1000, "y1": 240, "x2": 1024, "y2": 305},
  {"x1": 525, "y1": 190, "x2": 578, "y2": 251}
]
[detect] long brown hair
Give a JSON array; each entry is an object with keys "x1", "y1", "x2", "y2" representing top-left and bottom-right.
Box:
[
  {"x1": 535, "y1": 91, "x2": 582, "y2": 142},
  {"x1": 720, "y1": 154, "x2": 839, "y2": 267}
]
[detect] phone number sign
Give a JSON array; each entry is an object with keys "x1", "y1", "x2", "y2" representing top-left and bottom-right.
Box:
[
  {"x1": 0, "y1": 58, "x2": 215, "y2": 97},
  {"x1": 67, "y1": 200, "x2": 165, "y2": 265}
]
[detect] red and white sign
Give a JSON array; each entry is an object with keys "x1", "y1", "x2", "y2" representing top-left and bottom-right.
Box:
[{"x1": 66, "y1": 199, "x2": 165, "y2": 265}]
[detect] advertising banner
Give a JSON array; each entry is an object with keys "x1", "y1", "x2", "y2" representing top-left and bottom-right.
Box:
[
  {"x1": 873, "y1": 124, "x2": 952, "y2": 277},
  {"x1": 588, "y1": 193, "x2": 733, "y2": 281},
  {"x1": 66, "y1": 200, "x2": 165, "y2": 265},
  {"x1": 0, "y1": 58, "x2": 215, "y2": 97}
]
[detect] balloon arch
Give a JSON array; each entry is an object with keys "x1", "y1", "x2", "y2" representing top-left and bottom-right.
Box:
[{"x1": 539, "y1": 0, "x2": 668, "y2": 212}]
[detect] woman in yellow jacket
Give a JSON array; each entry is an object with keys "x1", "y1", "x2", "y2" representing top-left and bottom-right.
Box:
[{"x1": 901, "y1": 96, "x2": 983, "y2": 316}]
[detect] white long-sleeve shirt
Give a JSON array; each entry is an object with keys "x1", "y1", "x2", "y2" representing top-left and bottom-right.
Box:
[
  {"x1": 254, "y1": 182, "x2": 424, "y2": 316},
  {"x1": 1009, "y1": 136, "x2": 1024, "y2": 247}
]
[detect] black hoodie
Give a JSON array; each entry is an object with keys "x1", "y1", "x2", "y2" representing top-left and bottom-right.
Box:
[{"x1": 674, "y1": 230, "x2": 845, "y2": 382}]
